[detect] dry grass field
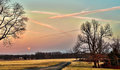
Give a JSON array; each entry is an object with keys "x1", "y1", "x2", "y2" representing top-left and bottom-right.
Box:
[
  {"x1": 0, "y1": 59, "x2": 119, "y2": 70},
  {"x1": 62, "y1": 61, "x2": 120, "y2": 70},
  {"x1": 0, "y1": 59, "x2": 75, "y2": 70}
]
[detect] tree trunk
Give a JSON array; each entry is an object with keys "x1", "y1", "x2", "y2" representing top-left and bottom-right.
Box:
[
  {"x1": 98, "y1": 61, "x2": 100, "y2": 68},
  {"x1": 94, "y1": 61, "x2": 97, "y2": 68}
]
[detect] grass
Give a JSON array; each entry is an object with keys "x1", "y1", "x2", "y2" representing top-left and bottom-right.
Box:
[
  {"x1": 62, "y1": 61, "x2": 120, "y2": 70},
  {"x1": 1, "y1": 59, "x2": 118, "y2": 70},
  {"x1": 0, "y1": 59, "x2": 75, "y2": 70}
]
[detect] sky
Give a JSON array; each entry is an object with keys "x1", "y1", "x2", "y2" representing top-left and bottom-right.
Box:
[{"x1": 0, "y1": 0, "x2": 120, "y2": 54}]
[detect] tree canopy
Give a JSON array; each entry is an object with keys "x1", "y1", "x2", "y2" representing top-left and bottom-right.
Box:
[
  {"x1": 74, "y1": 20, "x2": 112, "y2": 67},
  {"x1": 0, "y1": 0, "x2": 28, "y2": 45}
]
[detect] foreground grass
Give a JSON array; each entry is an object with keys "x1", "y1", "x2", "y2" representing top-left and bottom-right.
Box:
[
  {"x1": 63, "y1": 61, "x2": 120, "y2": 70},
  {"x1": 0, "y1": 59, "x2": 75, "y2": 70}
]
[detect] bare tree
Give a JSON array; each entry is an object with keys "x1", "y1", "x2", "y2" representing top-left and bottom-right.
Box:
[
  {"x1": 111, "y1": 37, "x2": 120, "y2": 53},
  {"x1": 74, "y1": 20, "x2": 112, "y2": 67},
  {"x1": 109, "y1": 37, "x2": 120, "y2": 65},
  {"x1": 0, "y1": 0, "x2": 27, "y2": 45}
]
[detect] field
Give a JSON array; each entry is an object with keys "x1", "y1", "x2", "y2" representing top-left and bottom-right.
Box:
[
  {"x1": 0, "y1": 59, "x2": 120, "y2": 70},
  {"x1": 63, "y1": 61, "x2": 120, "y2": 70},
  {"x1": 0, "y1": 59, "x2": 74, "y2": 70}
]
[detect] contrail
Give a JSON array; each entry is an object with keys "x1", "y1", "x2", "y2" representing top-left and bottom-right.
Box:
[
  {"x1": 29, "y1": 18, "x2": 59, "y2": 31},
  {"x1": 39, "y1": 29, "x2": 79, "y2": 38},
  {"x1": 29, "y1": 18, "x2": 72, "y2": 36},
  {"x1": 31, "y1": 10, "x2": 101, "y2": 20},
  {"x1": 31, "y1": 11, "x2": 61, "y2": 15},
  {"x1": 73, "y1": 16, "x2": 110, "y2": 22},
  {"x1": 31, "y1": 11, "x2": 110, "y2": 22},
  {"x1": 50, "y1": 6, "x2": 120, "y2": 19}
]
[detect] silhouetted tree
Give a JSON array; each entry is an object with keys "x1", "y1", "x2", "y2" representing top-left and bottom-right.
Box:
[
  {"x1": 109, "y1": 37, "x2": 120, "y2": 66},
  {"x1": 74, "y1": 20, "x2": 112, "y2": 67},
  {"x1": 0, "y1": 0, "x2": 27, "y2": 45},
  {"x1": 111, "y1": 38, "x2": 120, "y2": 54}
]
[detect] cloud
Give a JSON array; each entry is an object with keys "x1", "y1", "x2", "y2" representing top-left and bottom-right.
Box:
[
  {"x1": 31, "y1": 11, "x2": 60, "y2": 15},
  {"x1": 50, "y1": 6, "x2": 120, "y2": 19}
]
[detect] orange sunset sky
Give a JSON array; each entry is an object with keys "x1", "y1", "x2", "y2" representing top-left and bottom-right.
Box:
[{"x1": 0, "y1": 0, "x2": 120, "y2": 54}]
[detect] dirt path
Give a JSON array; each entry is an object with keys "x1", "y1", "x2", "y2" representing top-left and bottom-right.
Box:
[{"x1": 24, "y1": 62, "x2": 71, "y2": 70}]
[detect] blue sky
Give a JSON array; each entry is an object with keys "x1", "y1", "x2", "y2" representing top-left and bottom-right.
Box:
[{"x1": 13, "y1": 0, "x2": 120, "y2": 20}]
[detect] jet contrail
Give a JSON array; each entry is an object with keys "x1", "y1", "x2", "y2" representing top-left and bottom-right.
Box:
[
  {"x1": 39, "y1": 29, "x2": 79, "y2": 38},
  {"x1": 31, "y1": 11, "x2": 60, "y2": 15},
  {"x1": 29, "y1": 18, "x2": 72, "y2": 36},
  {"x1": 50, "y1": 6, "x2": 120, "y2": 19},
  {"x1": 29, "y1": 18, "x2": 60, "y2": 31},
  {"x1": 31, "y1": 11, "x2": 110, "y2": 22},
  {"x1": 73, "y1": 16, "x2": 110, "y2": 22}
]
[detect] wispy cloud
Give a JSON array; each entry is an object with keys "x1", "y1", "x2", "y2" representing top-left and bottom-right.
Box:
[
  {"x1": 31, "y1": 11, "x2": 110, "y2": 22},
  {"x1": 50, "y1": 6, "x2": 120, "y2": 19},
  {"x1": 31, "y1": 11, "x2": 60, "y2": 15}
]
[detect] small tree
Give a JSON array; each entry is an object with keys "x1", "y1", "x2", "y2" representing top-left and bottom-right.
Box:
[
  {"x1": 0, "y1": 0, "x2": 27, "y2": 45},
  {"x1": 75, "y1": 20, "x2": 112, "y2": 67}
]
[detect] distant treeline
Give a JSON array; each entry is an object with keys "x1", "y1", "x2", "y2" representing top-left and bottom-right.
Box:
[{"x1": 0, "y1": 52, "x2": 81, "y2": 60}]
